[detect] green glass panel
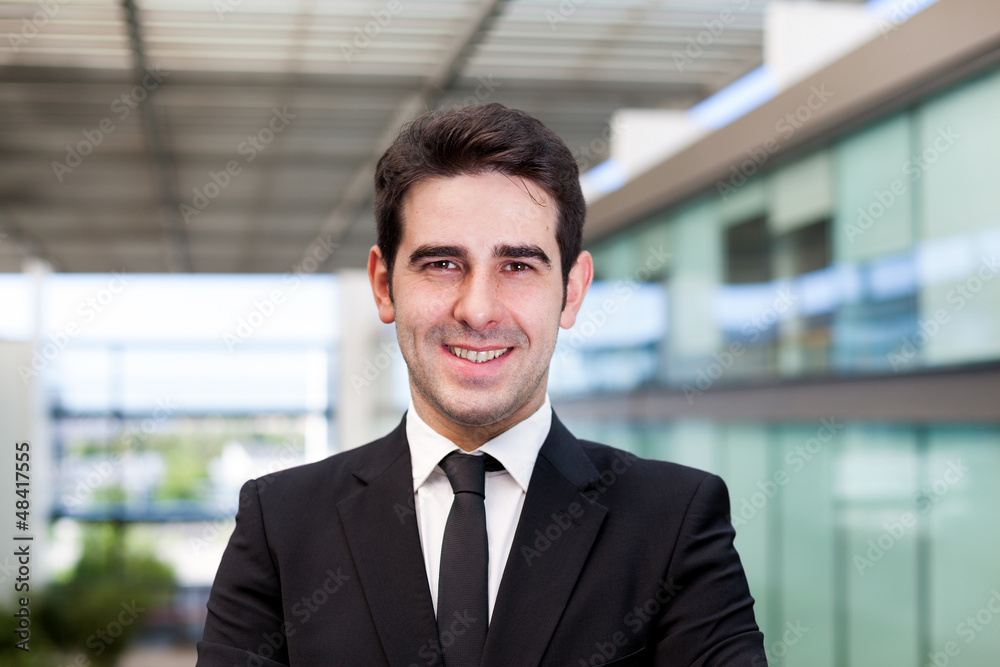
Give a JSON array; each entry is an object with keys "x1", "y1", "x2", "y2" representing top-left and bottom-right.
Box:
[
  {"x1": 769, "y1": 151, "x2": 833, "y2": 235},
  {"x1": 833, "y1": 113, "x2": 915, "y2": 262},
  {"x1": 840, "y1": 425, "x2": 919, "y2": 667},
  {"x1": 926, "y1": 426, "x2": 1000, "y2": 667},
  {"x1": 916, "y1": 68, "x2": 1000, "y2": 367},
  {"x1": 919, "y1": 68, "x2": 1000, "y2": 240},
  {"x1": 654, "y1": 419, "x2": 718, "y2": 472},
  {"x1": 635, "y1": 215, "x2": 674, "y2": 281},
  {"x1": 719, "y1": 177, "x2": 767, "y2": 227},
  {"x1": 776, "y1": 422, "x2": 837, "y2": 667},
  {"x1": 722, "y1": 424, "x2": 776, "y2": 651},
  {"x1": 589, "y1": 234, "x2": 640, "y2": 282},
  {"x1": 664, "y1": 198, "x2": 724, "y2": 383}
]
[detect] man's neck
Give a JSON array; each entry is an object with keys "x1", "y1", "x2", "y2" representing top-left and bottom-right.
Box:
[{"x1": 409, "y1": 392, "x2": 547, "y2": 452}]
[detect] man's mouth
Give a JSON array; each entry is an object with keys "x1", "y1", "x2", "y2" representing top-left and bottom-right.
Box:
[{"x1": 447, "y1": 345, "x2": 511, "y2": 363}]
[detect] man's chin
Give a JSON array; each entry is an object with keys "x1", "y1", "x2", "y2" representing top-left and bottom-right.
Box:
[
  {"x1": 431, "y1": 394, "x2": 521, "y2": 429},
  {"x1": 438, "y1": 405, "x2": 511, "y2": 428}
]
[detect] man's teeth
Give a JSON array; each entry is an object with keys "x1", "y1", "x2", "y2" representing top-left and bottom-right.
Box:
[{"x1": 448, "y1": 346, "x2": 510, "y2": 363}]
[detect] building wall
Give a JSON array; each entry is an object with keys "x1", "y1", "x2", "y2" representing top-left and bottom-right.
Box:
[
  {"x1": 566, "y1": 63, "x2": 1000, "y2": 667},
  {"x1": 587, "y1": 65, "x2": 1000, "y2": 390}
]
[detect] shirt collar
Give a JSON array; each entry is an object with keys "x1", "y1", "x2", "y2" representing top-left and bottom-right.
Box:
[{"x1": 406, "y1": 394, "x2": 552, "y2": 494}]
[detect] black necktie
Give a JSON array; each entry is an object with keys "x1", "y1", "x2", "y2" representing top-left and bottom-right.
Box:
[{"x1": 437, "y1": 452, "x2": 500, "y2": 667}]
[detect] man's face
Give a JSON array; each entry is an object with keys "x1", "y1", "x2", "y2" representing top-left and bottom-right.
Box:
[{"x1": 368, "y1": 171, "x2": 592, "y2": 444}]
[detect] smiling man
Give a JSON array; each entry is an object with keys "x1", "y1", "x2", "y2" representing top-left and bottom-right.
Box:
[{"x1": 198, "y1": 104, "x2": 766, "y2": 667}]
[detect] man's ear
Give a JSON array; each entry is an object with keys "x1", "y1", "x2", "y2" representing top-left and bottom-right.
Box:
[
  {"x1": 367, "y1": 245, "x2": 396, "y2": 324},
  {"x1": 559, "y1": 250, "x2": 594, "y2": 329}
]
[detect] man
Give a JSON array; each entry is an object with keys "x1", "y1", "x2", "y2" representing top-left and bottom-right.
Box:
[{"x1": 198, "y1": 104, "x2": 766, "y2": 666}]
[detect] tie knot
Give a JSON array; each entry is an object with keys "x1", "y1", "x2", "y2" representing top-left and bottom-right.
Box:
[{"x1": 439, "y1": 452, "x2": 491, "y2": 496}]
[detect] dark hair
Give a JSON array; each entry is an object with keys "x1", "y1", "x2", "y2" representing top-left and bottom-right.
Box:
[{"x1": 373, "y1": 103, "x2": 586, "y2": 302}]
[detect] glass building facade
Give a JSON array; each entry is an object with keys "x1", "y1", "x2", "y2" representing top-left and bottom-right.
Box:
[
  {"x1": 554, "y1": 64, "x2": 1000, "y2": 666},
  {"x1": 579, "y1": 65, "x2": 1000, "y2": 392}
]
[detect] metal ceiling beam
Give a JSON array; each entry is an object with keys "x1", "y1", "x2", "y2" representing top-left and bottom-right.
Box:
[
  {"x1": 1, "y1": 0, "x2": 775, "y2": 274},
  {"x1": 315, "y1": 0, "x2": 509, "y2": 268},
  {"x1": 233, "y1": 0, "x2": 315, "y2": 273},
  {"x1": 121, "y1": 0, "x2": 192, "y2": 272}
]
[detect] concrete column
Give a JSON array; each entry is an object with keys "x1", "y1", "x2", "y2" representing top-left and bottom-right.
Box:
[
  {"x1": 0, "y1": 259, "x2": 52, "y2": 602},
  {"x1": 336, "y1": 270, "x2": 401, "y2": 451}
]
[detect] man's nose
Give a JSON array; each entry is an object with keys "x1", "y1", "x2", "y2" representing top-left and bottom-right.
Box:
[{"x1": 453, "y1": 268, "x2": 503, "y2": 330}]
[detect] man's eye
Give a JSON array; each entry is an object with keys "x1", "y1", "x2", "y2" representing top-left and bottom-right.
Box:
[
  {"x1": 506, "y1": 261, "x2": 530, "y2": 272},
  {"x1": 428, "y1": 260, "x2": 455, "y2": 270}
]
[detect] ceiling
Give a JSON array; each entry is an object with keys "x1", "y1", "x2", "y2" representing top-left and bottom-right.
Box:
[{"x1": 0, "y1": 0, "x2": 803, "y2": 273}]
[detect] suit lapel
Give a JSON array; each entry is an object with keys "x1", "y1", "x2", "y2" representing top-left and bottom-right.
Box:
[
  {"x1": 337, "y1": 416, "x2": 441, "y2": 666},
  {"x1": 484, "y1": 413, "x2": 607, "y2": 667}
]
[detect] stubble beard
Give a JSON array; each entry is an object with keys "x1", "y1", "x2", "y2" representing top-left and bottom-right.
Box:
[{"x1": 398, "y1": 322, "x2": 551, "y2": 428}]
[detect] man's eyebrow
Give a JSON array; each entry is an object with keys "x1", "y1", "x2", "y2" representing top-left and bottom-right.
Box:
[
  {"x1": 408, "y1": 245, "x2": 468, "y2": 266},
  {"x1": 494, "y1": 244, "x2": 552, "y2": 268}
]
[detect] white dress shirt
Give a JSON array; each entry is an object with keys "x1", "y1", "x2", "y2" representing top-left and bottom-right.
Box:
[{"x1": 405, "y1": 394, "x2": 551, "y2": 621}]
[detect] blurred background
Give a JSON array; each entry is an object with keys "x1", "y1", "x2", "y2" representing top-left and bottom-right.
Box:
[{"x1": 1, "y1": 0, "x2": 999, "y2": 664}]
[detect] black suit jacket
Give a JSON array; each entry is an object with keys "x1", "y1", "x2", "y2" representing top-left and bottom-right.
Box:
[{"x1": 198, "y1": 412, "x2": 766, "y2": 666}]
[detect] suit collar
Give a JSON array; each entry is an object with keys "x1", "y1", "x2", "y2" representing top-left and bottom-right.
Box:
[
  {"x1": 339, "y1": 411, "x2": 608, "y2": 667},
  {"x1": 338, "y1": 416, "x2": 443, "y2": 666},
  {"x1": 348, "y1": 416, "x2": 411, "y2": 485},
  {"x1": 536, "y1": 411, "x2": 602, "y2": 490},
  {"x1": 484, "y1": 412, "x2": 608, "y2": 666}
]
